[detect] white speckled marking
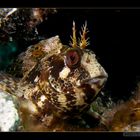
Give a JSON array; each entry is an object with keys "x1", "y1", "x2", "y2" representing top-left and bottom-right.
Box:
[
  {"x1": 81, "y1": 52, "x2": 102, "y2": 78},
  {"x1": 57, "y1": 94, "x2": 67, "y2": 108},
  {"x1": 59, "y1": 66, "x2": 70, "y2": 79},
  {"x1": 76, "y1": 80, "x2": 81, "y2": 86},
  {"x1": 40, "y1": 95, "x2": 46, "y2": 102},
  {"x1": 37, "y1": 100, "x2": 44, "y2": 108},
  {"x1": 36, "y1": 95, "x2": 47, "y2": 108},
  {"x1": 34, "y1": 76, "x2": 39, "y2": 83},
  {"x1": 74, "y1": 88, "x2": 85, "y2": 105}
]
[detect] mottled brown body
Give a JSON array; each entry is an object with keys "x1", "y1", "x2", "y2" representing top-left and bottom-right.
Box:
[{"x1": 0, "y1": 22, "x2": 108, "y2": 127}]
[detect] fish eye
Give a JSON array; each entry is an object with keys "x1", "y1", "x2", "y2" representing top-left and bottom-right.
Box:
[{"x1": 65, "y1": 49, "x2": 81, "y2": 68}]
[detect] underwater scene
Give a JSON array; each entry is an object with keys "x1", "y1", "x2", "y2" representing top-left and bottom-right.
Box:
[{"x1": 0, "y1": 8, "x2": 140, "y2": 132}]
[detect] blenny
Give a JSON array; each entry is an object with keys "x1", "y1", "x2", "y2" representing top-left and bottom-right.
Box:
[{"x1": 0, "y1": 21, "x2": 108, "y2": 128}]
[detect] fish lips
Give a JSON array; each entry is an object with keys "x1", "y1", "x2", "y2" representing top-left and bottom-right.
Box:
[{"x1": 81, "y1": 75, "x2": 108, "y2": 88}]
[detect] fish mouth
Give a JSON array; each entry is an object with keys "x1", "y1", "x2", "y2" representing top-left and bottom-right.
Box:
[
  {"x1": 81, "y1": 75, "x2": 108, "y2": 88},
  {"x1": 83, "y1": 75, "x2": 107, "y2": 84}
]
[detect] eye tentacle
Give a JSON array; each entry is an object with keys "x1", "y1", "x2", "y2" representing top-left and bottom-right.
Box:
[
  {"x1": 69, "y1": 21, "x2": 90, "y2": 49},
  {"x1": 69, "y1": 21, "x2": 77, "y2": 48},
  {"x1": 79, "y1": 21, "x2": 90, "y2": 49}
]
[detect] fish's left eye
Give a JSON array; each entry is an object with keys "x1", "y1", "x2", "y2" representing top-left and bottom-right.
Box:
[{"x1": 65, "y1": 49, "x2": 81, "y2": 68}]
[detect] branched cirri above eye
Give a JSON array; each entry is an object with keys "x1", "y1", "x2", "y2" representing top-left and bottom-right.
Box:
[{"x1": 65, "y1": 49, "x2": 81, "y2": 68}]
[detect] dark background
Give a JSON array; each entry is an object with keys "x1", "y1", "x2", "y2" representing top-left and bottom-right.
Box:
[
  {"x1": 0, "y1": 9, "x2": 140, "y2": 101},
  {"x1": 37, "y1": 9, "x2": 140, "y2": 101}
]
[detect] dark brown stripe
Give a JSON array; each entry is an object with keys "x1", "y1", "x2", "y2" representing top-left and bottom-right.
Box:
[
  {"x1": 49, "y1": 55, "x2": 64, "y2": 80},
  {"x1": 82, "y1": 84, "x2": 97, "y2": 103}
]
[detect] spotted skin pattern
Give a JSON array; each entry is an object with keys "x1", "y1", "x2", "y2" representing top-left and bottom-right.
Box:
[{"x1": 0, "y1": 22, "x2": 108, "y2": 127}]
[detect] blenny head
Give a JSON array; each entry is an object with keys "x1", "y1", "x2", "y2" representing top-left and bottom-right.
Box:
[{"x1": 39, "y1": 22, "x2": 108, "y2": 117}]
